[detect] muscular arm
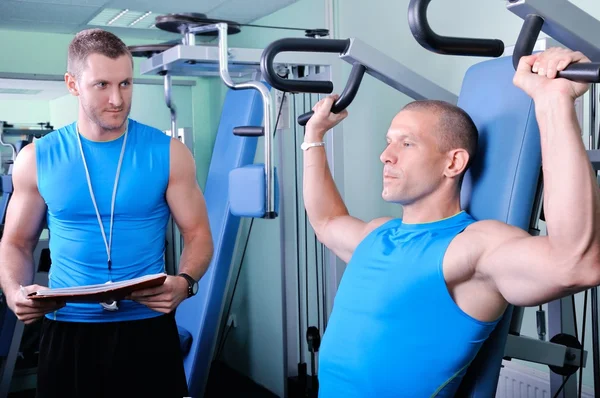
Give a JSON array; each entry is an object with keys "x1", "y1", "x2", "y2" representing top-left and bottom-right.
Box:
[
  {"x1": 129, "y1": 139, "x2": 212, "y2": 312},
  {"x1": 477, "y1": 52, "x2": 600, "y2": 307},
  {"x1": 0, "y1": 145, "x2": 46, "y2": 294},
  {"x1": 304, "y1": 96, "x2": 391, "y2": 263},
  {"x1": 0, "y1": 144, "x2": 60, "y2": 322},
  {"x1": 166, "y1": 139, "x2": 213, "y2": 282}
]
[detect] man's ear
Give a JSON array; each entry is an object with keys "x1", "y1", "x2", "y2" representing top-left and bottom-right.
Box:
[
  {"x1": 64, "y1": 72, "x2": 79, "y2": 96},
  {"x1": 444, "y1": 148, "x2": 469, "y2": 179}
]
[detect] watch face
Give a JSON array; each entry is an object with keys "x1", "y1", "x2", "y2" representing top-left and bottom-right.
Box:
[{"x1": 192, "y1": 282, "x2": 199, "y2": 294}]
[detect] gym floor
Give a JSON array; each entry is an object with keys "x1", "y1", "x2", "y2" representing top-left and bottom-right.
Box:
[{"x1": 7, "y1": 360, "x2": 278, "y2": 398}]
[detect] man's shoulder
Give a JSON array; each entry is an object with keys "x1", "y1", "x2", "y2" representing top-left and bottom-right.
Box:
[
  {"x1": 33, "y1": 122, "x2": 76, "y2": 153},
  {"x1": 38, "y1": 122, "x2": 75, "y2": 140},
  {"x1": 466, "y1": 218, "x2": 525, "y2": 234},
  {"x1": 129, "y1": 119, "x2": 167, "y2": 137},
  {"x1": 462, "y1": 219, "x2": 530, "y2": 251}
]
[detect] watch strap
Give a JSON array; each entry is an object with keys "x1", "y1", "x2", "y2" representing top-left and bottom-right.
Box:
[{"x1": 178, "y1": 273, "x2": 196, "y2": 297}]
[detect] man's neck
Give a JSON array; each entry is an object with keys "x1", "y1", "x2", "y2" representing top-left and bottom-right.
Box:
[
  {"x1": 77, "y1": 117, "x2": 126, "y2": 142},
  {"x1": 401, "y1": 191, "x2": 462, "y2": 224}
]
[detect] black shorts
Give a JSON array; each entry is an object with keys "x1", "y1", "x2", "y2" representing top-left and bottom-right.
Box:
[{"x1": 36, "y1": 312, "x2": 189, "y2": 398}]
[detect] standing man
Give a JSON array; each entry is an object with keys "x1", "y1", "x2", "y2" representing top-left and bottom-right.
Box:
[{"x1": 0, "y1": 28, "x2": 213, "y2": 397}]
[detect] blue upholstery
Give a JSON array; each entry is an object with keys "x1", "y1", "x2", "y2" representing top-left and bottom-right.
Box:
[
  {"x1": 456, "y1": 55, "x2": 542, "y2": 396},
  {"x1": 175, "y1": 86, "x2": 267, "y2": 397},
  {"x1": 178, "y1": 326, "x2": 192, "y2": 356},
  {"x1": 229, "y1": 164, "x2": 279, "y2": 218},
  {"x1": 0, "y1": 301, "x2": 15, "y2": 357}
]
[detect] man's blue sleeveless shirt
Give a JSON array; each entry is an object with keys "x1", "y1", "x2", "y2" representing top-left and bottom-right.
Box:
[
  {"x1": 35, "y1": 119, "x2": 171, "y2": 322},
  {"x1": 318, "y1": 211, "x2": 500, "y2": 397}
]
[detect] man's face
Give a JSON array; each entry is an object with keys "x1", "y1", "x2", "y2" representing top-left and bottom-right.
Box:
[
  {"x1": 67, "y1": 53, "x2": 133, "y2": 132},
  {"x1": 379, "y1": 109, "x2": 448, "y2": 204}
]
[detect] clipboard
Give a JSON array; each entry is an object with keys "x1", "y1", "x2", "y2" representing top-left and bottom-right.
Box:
[{"x1": 27, "y1": 273, "x2": 167, "y2": 303}]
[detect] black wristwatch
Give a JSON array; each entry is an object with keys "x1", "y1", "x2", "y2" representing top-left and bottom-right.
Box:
[{"x1": 178, "y1": 273, "x2": 198, "y2": 298}]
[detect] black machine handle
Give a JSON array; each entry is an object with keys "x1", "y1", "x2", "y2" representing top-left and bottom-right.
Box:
[
  {"x1": 261, "y1": 38, "x2": 351, "y2": 93},
  {"x1": 513, "y1": 14, "x2": 600, "y2": 82},
  {"x1": 297, "y1": 63, "x2": 367, "y2": 126},
  {"x1": 260, "y1": 37, "x2": 368, "y2": 126},
  {"x1": 408, "y1": 0, "x2": 504, "y2": 57}
]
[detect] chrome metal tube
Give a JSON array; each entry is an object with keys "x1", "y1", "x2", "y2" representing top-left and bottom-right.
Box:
[{"x1": 216, "y1": 23, "x2": 275, "y2": 217}]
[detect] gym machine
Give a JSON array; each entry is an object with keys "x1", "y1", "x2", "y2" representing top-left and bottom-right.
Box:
[
  {"x1": 134, "y1": 13, "x2": 338, "y2": 396},
  {"x1": 506, "y1": 2, "x2": 600, "y2": 397},
  {"x1": 258, "y1": 0, "x2": 600, "y2": 396},
  {"x1": 0, "y1": 121, "x2": 53, "y2": 397},
  {"x1": 132, "y1": 10, "x2": 459, "y2": 396}
]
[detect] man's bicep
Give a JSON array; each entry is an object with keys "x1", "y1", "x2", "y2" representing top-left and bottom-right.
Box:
[
  {"x1": 2, "y1": 145, "x2": 46, "y2": 249},
  {"x1": 476, "y1": 221, "x2": 579, "y2": 307},
  {"x1": 165, "y1": 140, "x2": 211, "y2": 236},
  {"x1": 318, "y1": 216, "x2": 391, "y2": 263}
]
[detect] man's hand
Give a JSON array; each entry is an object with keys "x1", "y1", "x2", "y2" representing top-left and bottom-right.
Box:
[
  {"x1": 305, "y1": 94, "x2": 349, "y2": 139},
  {"x1": 513, "y1": 47, "x2": 590, "y2": 101},
  {"x1": 6, "y1": 285, "x2": 65, "y2": 324},
  {"x1": 127, "y1": 275, "x2": 188, "y2": 313}
]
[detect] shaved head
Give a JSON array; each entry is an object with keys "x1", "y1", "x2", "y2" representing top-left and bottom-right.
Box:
[{"x1": 401, "y1": 100, "x2": 479, "y2": 174}]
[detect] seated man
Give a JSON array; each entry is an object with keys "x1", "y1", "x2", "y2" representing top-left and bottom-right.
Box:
[{"x1": 301, "y1": 48, "x2": 600, "y2": 396}]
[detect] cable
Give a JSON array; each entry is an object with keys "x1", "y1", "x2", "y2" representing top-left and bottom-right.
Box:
[
  {"x1": 553, "y1": 373, "x2": 573, "y2": 398},
  {"x1": 304, "y1": 93, "x2": 310, "y2": 336},
  {"x1": 572, "y1": 295, "x2": 579, "y2": 341},
  {"x1": 321, "y1": 243, "x2": 328, "y2": 331},
  {"x1": 592, "y1": 287, "x2": 600, "y2": 398},
  {"x1": 577, "y1": 290, "x2": 588, "y2": 398},
  {"x1": 215, "y1": 323, "x2": 234, "y2": 360},
  {"x1": 314, "y1": 223, "x2": 321, "y2": 333},
  {"x1": 214, "y1": 218, "x2": 254, "y2": 360},
  {"x1": 293, "y1": 93, "x2": 304, "y2": 364},
  {"x1": 214, "y1": 91, "x2": 287, "y2": 361},
  {"x1": 240, "y1": 23, "x2": 328, "y2": 35}
]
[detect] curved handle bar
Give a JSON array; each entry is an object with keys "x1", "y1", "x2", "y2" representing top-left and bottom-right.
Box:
[
  {"x1": 260, "y1": 38, "x2": 351, "y2": 93},
  {"x1": 408, "y1": 0, "x2": 504, "y2": 57},
  {"x1": 513, "y1": 14, "x2": 600, "y2": 83},
  {"x1": 297, "y1": 63, "x2": 367, "y2": 126}
]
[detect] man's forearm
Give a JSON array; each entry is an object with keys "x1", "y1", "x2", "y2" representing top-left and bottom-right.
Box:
[
  {"x1": 536, "y1": 93, "x2": 600, "y2": 258},
  {"x1": 303, "y1": 129, "x2": 349, "y2": 230},
  {"x1": 177, "y1": 231, "x2": 213, "y2": 281},
  {"x1": 0, "y1": 242, "x2": 35, "y2": 296}
]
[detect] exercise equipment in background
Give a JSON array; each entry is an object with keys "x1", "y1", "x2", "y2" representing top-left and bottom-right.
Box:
[{"x1": 0, "y1": 121, "x2": 53, "y2": 398}]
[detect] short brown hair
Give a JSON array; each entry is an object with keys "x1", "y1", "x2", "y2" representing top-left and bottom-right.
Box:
[
  {"x1": 402, "y1": 100, "x2": 479, "y2": 174},
  {"x1": 67, "y1": 28, "x2": 132, "y2": 78}
]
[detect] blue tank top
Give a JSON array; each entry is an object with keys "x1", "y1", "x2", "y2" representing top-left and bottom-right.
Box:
[
  {"x1": 35, "y1": 119, "x2": 171, "y2": 322},
  {"x1": 317, "y1": 211, "x2": 500, "y2": 397}
]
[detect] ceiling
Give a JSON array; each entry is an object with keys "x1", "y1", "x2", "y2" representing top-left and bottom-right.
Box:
[
  {"x1": 0, "y1": 0, "x2": 299, "y2": 41},
  {"x1": 0, "y1": 78, "x2": 68, "y2": 101}
]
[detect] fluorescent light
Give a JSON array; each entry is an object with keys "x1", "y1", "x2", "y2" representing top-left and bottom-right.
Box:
[
  {"x1": 88, "y1": 8, "x2": 157, "y2": 29},
  {"x1": 129, "y1": 11, "x2": 152, "y2": 27}
]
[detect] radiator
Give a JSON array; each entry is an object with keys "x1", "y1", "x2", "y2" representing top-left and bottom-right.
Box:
[{"x1": 496, "y1": 361, "x2": 594, "y2": 398}]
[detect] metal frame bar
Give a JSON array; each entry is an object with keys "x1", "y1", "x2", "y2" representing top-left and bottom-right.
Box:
[
  {"x1": 504, "y1": 333, "x2": 587, "y2": 368},
  {"x1": 340, "y1": 38, "x2": 458, "y2": 104},
  {"x1": 507, "y1": 0, "x2": 600, "y2": 62},
  {"x1": 139, "y1": 44, "x2": 339, "y2": 78}
]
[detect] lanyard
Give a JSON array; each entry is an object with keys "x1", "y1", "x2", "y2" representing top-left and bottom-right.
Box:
[{"x1": 76, "y1": 123, "x2": 128, "y2": 282}]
